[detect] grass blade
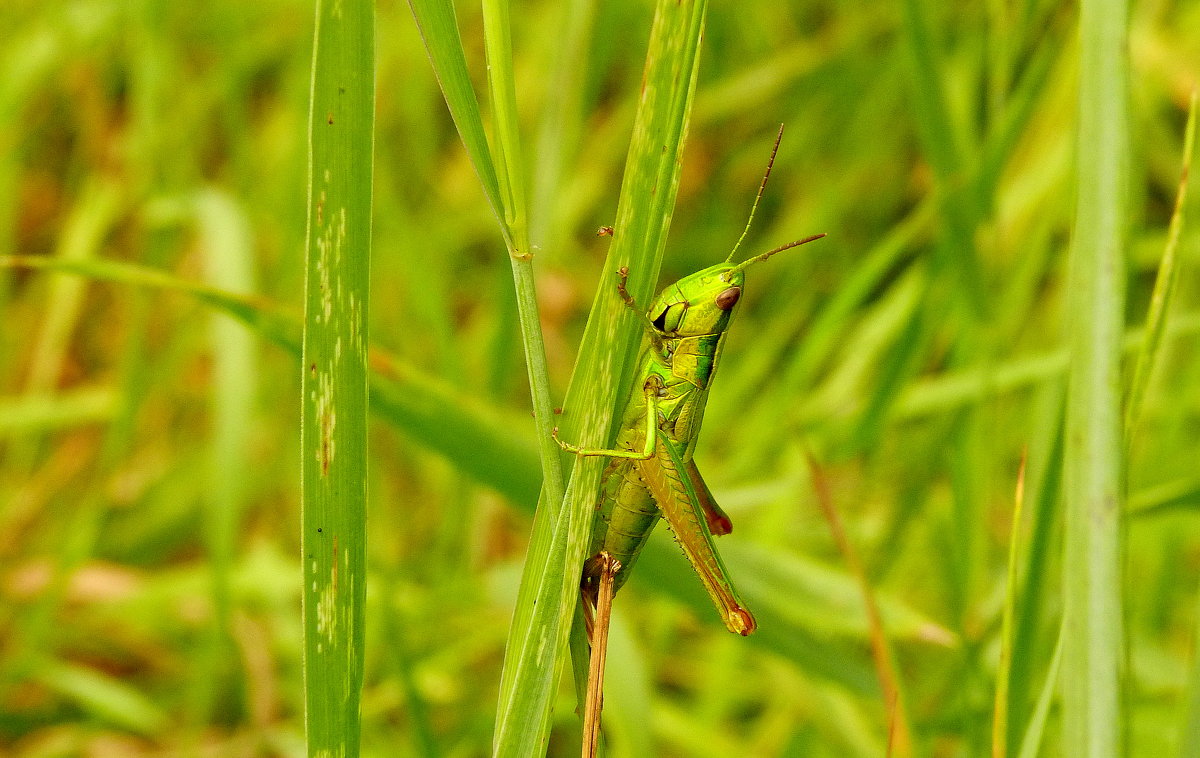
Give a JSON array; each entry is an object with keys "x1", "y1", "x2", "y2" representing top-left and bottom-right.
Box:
[
  {"x1": 477, "y1": 0, "x2": 566, "y2": 530},
  {"x1": 408, "y1": 0, "x2": 565, "y2": 581},
  {"x1": 192, "y1": 189, "x2": 257, "y2": 734},
  {"x1": 1061, "y1": 0, "x2": 1129, "y2": 753},
  {"x1": 300, "y1": 0, "x2": 374, "y2": 755},
  {"x1": 992, "y1": 456, "x2": 1027, "y2": 758}
]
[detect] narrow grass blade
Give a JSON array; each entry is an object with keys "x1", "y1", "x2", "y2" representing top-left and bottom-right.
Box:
[
  {"x1": 477, "y1": 0, "x2": 567, "y2": 538},
  {"x1": 1062, "y1": 0, "x2": 1129, "y2": 753},
  {"x1": 23, "y1": 180, "x2": 121, "y2": 397},
  {"x1": 807, "y1": 452, "x2": 913, "y2": 756},
  {"x1": 480, "y1": 0, "x2": 526, "y2": 240},
  {"x1": 300, "y1": 0, "x2": 374, "y2": 756},
  {"x1": 408, "y1": 0, "x2": 564, "y2": 574},
  {"x1": 1017, "y1": 625, "x2": 1065, "y2": 758},
  {"x1": 492, "y1": 1, "x2": 709, "y2": 753},
  {"x1": 32, "y1": 660, "x2": 168, "y2": 736},
  {"x1": 0, "y1": 386, "x2": 114, "y2": 432},
  {"x1": 1007, "y1": 384, "x2": 1066, "y2": 752},
  {"x1": 992, "y1": 456, "x2": 1027, "y2": 758},
  {"x1": 1125, "y1": 91, "x2": 1196, "y2": 454},
  {"x1": 405, "y1": 0, "x2": 508, "y2": 247}
]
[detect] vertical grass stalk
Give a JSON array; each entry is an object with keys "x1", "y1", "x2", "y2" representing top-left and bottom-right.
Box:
[
  {"x1": 405, "y1": 0, "x2": 565, "y2": 533},
  {"x1": 301, "y1": 1, "x2": 375, "y2": 756},
  {"x1": 492, "y1": 0, "x2": 709, "y2": 753},
  {"x1": 1061, "y1": 0, "x2": 1129, "y2": 754}
]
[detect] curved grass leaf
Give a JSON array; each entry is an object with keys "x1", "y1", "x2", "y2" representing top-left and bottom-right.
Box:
[
  {"x1": 0, "y1": 254, "x2": 543, "y2": 508},
  {"x1": 405, "y1": 0, "x2": 508, "y2": 248}
]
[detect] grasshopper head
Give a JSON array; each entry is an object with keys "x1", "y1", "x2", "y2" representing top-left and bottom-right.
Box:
[
  {"x1": 647, "y1": 264, "x2": 746, "y2": 338},
  {"x1": 647, "y1": 233, "x2": 826, "y2": 338}
]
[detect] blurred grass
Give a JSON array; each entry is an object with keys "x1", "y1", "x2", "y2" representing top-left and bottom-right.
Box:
[{"x1": 1, "y1": 0, "x2": 1199, "y2": 757}]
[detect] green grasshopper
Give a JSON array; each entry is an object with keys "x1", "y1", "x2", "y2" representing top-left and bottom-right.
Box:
[{"x1": 556, "y1": 126, "x2": 825, "y2": 639}]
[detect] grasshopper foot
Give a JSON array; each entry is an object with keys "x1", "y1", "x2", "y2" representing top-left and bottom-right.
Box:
[{"x1": 552, "y1": 426, "x2": 586, "y2": 456}]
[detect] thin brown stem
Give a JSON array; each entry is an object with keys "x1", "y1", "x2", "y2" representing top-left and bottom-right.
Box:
[{"x1": 582, "y1": 552, "x2": 620, "y2": 758}]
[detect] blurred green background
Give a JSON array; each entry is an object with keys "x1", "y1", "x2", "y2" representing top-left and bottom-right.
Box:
[{"x1": 2, "y1": 0, "x2": 1199, "y2": 756}]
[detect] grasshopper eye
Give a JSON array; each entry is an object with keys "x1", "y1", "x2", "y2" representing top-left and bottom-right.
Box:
[
  {"x1": 652, "y1": 303, "x2": 685, "y2": 333},
  {"x1": 715, "y1": 286, "x2": 741, "y2": 310}
]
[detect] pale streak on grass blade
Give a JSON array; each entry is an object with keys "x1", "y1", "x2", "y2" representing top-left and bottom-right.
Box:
[
  {"x1": 1125, "y1": 91, "x2": 1195, "y2": 455},
  {"x1": 493, "y1": 1, "x2": 709, "y2": 753},
  {"x1": 300, "y1": 0, "x2": 374, "y2": 755},
  {"x1": 1062, "y1": 0, "x2": 1129, "y2": 753}
]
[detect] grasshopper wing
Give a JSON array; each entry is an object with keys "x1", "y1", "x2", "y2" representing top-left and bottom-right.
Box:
[
  {"x1": 637, "y1": 437, "x2": 756, "y2": 635},
  {"x1": 684, "y1": 459, "x2": 734, "y2": 536}
]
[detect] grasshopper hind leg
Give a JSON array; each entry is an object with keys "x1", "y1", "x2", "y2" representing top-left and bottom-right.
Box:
[{"x1": 581, "y1": 552, "x2": 620, "y2": 758}]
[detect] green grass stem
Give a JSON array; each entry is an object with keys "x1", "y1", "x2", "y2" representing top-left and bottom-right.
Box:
[
  {"x1": 493, "y1": 0, "x2": 709, "y2": 753},
  {"x1": 1061, "y1": 0, "x2": 1129, "y2": 753}
]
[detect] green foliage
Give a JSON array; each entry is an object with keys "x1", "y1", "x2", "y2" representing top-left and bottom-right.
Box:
[{"x1": 2, "y1": 0, "x2": 1199, "y2": 756}]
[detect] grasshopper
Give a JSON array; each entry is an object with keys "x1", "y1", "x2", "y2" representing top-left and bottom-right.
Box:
[{"x1": 557, "y1": 126, "x2": 825, "y2": 642}]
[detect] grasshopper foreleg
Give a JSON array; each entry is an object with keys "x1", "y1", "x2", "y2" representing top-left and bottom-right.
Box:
[
  {"x1": 553, "y1": 380, "x2": 660, "y2": 460},
  {"x1": 616, "y1": 266, "x2": 664, "y2": 350}
]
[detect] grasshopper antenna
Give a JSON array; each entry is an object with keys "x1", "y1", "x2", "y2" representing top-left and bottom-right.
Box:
[
  {"x1": 725, "y1": 124, "x2": 786, "y2": 264},
  {"x1": 726, "y1": 233, "x2": 826, "y2": 278}
]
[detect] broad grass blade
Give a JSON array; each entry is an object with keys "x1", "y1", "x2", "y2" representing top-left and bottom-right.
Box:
[{"x1": 300, "y1": 1, "x2": 374, "y2": 755}]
